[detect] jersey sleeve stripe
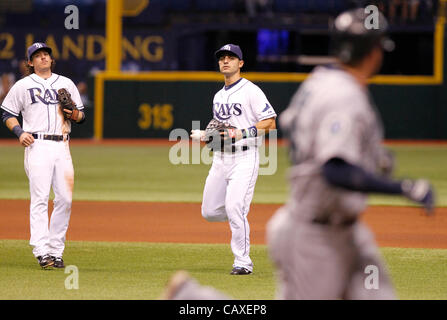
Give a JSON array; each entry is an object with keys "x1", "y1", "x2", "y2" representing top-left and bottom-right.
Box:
[
  {"x1": 1, "y1": 105, "x2": 19, "y2": 116},
  {"x1": 259, "y1": 114, "x2": 277, "y2": 121}
]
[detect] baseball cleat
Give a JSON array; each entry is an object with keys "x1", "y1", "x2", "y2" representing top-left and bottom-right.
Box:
[
  {"x1": 230, "y1": 267, "x2": 252, "y2": 275},
  {"x1": 51, "y1": 256, "x2": 65, "y2": 268},
  {"x1": 37, "y1": 255, "x2": 54, "y2": 269}
]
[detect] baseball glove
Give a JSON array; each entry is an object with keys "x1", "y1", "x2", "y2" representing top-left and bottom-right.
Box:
[
  {"x1": 204, "y1": 119, "x2": 237, "y2": 151},
  {"x1": 58, "y1": 88, "x2": 79, "y2": 122}
]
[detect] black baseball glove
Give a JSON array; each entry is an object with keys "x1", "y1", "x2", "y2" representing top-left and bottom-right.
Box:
[
  {"x1": 58, "y1": 88, "x2": 79, "y2": 122},
  {"x1": 204, "y1": 119, "x2": 238, "y2": 151}
]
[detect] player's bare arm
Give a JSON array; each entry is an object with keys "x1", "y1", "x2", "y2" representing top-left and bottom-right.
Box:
[
  {"x1": 255, "y1": 117, "x2": 276, "y2": 135},
  {"x1": 4, "y1": 116, "x2": 34, "y2": 147}
]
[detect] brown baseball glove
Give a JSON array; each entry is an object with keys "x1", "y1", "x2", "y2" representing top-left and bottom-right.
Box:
[
  {"x1": 58, "y1": 88, "x2": 79, "y2": 122},
  {"x1": 204, "y1": 119, "x2": 238, "y2": 151}
]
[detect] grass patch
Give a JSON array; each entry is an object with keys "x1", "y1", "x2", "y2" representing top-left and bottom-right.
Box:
[
  {"x1": 0, "y1": 144, "x2": 446, "y2": 205},
  {"x1": 0, "y1": 240, "x2": 446, "y2": 300},
  {"x1": 0, "y1": 240, "x2": 275, "y2": 300}
]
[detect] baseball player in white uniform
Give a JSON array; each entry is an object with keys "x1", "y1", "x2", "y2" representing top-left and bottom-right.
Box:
[
  {"x1": 266, "y1": 9, "x2": 435, "y2": 299},
  {"x1": 1, "y1": 42, "x2": 85, "y2": 269},
  {"x1": 191, "y1": 44, "x2": 276, "y2": 275}
]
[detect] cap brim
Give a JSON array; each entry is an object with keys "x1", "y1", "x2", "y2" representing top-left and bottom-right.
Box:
[
  {"x1": 215, "y1": 50, "x2": 241, "y2": 60},
  {"x1": 29, "y1": 47, "x2": 52, "y2": 60}
]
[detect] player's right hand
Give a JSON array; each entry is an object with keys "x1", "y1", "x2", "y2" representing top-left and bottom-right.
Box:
[
  {"x1": 190, "y1": 129, "x2": 205, "y2": 142},
  {"x1": 19, "y1": 132, "x2": 34, "y2": 147},
  {"x1": 401, "y1": 179, "x2": 435, "y2": 215}
]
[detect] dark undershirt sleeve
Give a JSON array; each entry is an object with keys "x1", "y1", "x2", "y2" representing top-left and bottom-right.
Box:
[{"x1": 322, "y1": 157, "x2": 403, "y2": 194}]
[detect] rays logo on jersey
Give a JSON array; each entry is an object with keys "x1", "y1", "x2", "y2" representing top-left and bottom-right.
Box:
[
  {"x1": 213, "y1": 102, "x2": 242, "y2": 121},
  {"x1": 28, "y1": 88, "x2": 59, "y2": 105}
]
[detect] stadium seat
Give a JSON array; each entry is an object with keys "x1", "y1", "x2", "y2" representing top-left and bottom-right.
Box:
[
  {"x1": 273, "y1": 0, "x2": 310, "y2": 13},
  {"x1": 312, "y1": 0, "x2": 334, "y2": 13},
  {"x1": 194, "y1": 0, "x2": 232, "y2": 12},
  {"x1": 147, "y1": 0, "x2": 191, "y2": 12}
]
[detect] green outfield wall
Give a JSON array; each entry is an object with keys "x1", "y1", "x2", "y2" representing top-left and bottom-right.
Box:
[
  {"x1": 93, "y1": 79, "x2": 446, "y2": 140},
  {"x1": 0, "y1": 79, "x2": 445, "y2": 140}
]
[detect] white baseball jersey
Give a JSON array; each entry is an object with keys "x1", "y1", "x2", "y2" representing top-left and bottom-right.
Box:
[
  {"x1": 1, "y1": 72, "x2": 84, "y2": 135},
  {"x1": 212, "y1": 78, "x2": 276, "y2": 146}
]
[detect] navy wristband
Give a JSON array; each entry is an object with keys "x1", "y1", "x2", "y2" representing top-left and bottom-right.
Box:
[
  {"x1": 12, "y1": 125, "x2": 25, "y2": 138},
  {"x1": 242, "y1": 126, "x2": 257, "y2": 139},
  {"x1": 247, "y1": 126, "x2": 257, "y2": 137}
]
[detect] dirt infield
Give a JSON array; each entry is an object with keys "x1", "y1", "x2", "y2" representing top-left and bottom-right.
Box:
[{"x1": 1, "y1": 200, "x2": 446, "y2": 249}]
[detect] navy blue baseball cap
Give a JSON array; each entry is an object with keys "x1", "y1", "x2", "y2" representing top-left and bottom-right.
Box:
[
  {"x1": 215, "y1": 44, "x2": 243, "y2": 60},
  {"x1": 27, "y1": 42, "x2": 52, "y2": 61}
]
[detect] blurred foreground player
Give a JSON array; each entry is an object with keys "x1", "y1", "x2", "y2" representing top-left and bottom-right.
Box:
[{"x1": 267, "y1": 8, "x2": 434, "y2": 299}]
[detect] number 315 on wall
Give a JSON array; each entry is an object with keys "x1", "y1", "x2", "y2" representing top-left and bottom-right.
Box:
[{"x1": 138, "y1": 103, "x2": 173, "y2": 130}]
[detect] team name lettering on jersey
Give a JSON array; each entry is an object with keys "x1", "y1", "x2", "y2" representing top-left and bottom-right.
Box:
[
  {"x1": 28, "y1": 88, "x2": 59, "y2": 105},
  {"x1": 213, "y1": 102, "x2": 242, "y2": 120}
]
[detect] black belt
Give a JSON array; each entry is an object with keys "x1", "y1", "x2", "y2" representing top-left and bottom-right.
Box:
[
  {"x1": 312, "y1": 216, "x2": 357, "y2": 227},
  {"x1": 212, "y1": 146, "x2": 250, "y2": 153},
  {"x1": 230, "y1": 145, "x2": 249, "y2": 153},
  {"x1": 32, "y1": 133, "x2": 68, "y2": 141}
]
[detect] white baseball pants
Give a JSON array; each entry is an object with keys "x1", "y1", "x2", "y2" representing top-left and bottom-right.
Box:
[
  {"x1": 24, "y1": 139, "x2": 74, "y2": 258},
  {"x1": 201, "y1": 148, "x2": 259, "y2": 272}
]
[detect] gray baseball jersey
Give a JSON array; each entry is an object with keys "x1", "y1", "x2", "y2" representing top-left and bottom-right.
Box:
[
  {"x1": 267, "y1": 65, "x2": 396, "y2": 299},
  {"x1": 280, "y1": 65, "x2": 385, "y2": 225}
]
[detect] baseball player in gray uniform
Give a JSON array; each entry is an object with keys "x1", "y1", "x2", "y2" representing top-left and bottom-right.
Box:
[
  {"x1": 1, "y1": 42, "x2": 85, "y2": 269},
  {"x1": 267, "y1": 8, "x2": 434, "y2": 299},
  {"x1": 162, "y1": 8, "x2": 435, "y2": 301}
]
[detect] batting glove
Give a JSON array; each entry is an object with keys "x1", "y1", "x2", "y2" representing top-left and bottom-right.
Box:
[{"x1": 401, "y1": 179, "x2": 435, "y2": 215}]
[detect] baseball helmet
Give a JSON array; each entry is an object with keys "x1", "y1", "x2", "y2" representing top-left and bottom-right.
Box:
[{"x1": 330, "y1": 8, "x2": 394, "y2": 65}]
